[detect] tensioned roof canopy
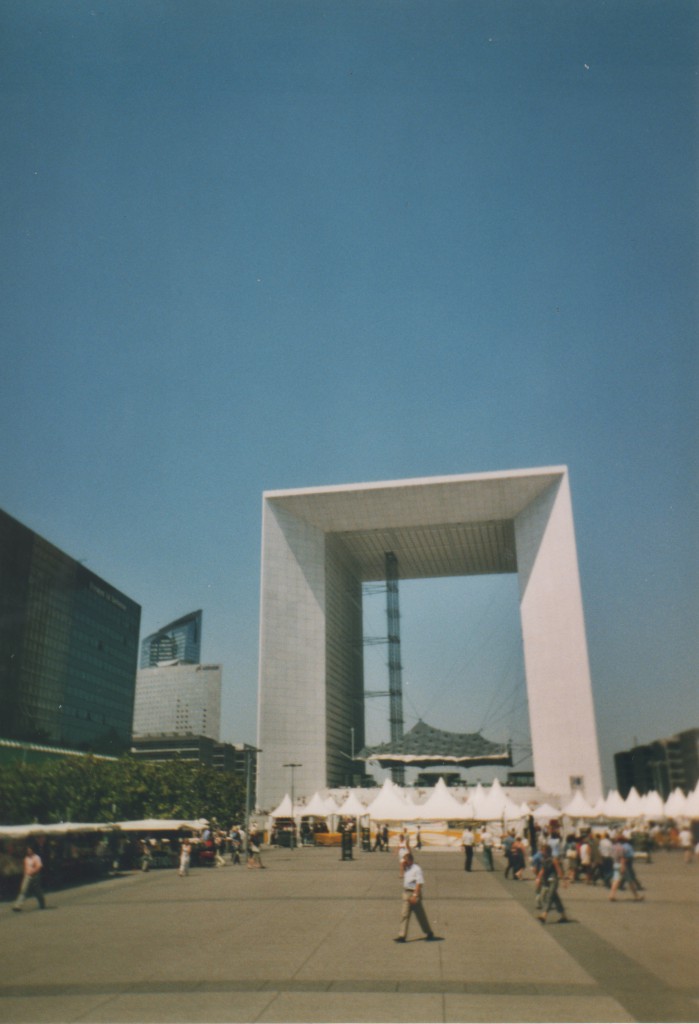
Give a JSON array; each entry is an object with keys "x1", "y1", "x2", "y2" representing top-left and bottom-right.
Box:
[{"x1": 357, "y1": 720, "x2": 512, "y2": 770}]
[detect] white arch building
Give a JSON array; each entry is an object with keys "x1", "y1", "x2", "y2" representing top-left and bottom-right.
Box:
[{"x1": 256, "y1": 467, "x2": 602, "y2": 810}]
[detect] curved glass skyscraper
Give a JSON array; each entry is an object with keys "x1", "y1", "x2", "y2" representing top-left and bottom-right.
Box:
[{"x1": 140, "y1": 610, "x2": 202, "y2": 668}]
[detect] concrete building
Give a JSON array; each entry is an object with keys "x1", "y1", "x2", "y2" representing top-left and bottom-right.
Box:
[
  {"x1": 257, "y1": 467, "x2": 602, "y2": 810},
  {"x1": 0, "y1": 508, "x2": 141, "y2": 754},
  {"x1": 130, "y1": 735, "x2": 258, "y2": 799},
  {"x1": 132, "y1": 662, "x2": 221, "y2": 741}
]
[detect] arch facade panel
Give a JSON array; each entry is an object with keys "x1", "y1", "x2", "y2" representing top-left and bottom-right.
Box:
[{"x1": 257, "y1": 468, "x2": 602, "y2": 810}]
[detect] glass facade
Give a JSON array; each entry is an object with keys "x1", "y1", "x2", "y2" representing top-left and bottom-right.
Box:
[
  {"x1": 0, "y1": 509, "x2": 141, "y2": 754},
  {"x1": 140, "y1": 610, "x2": 202, "y2": 667}
]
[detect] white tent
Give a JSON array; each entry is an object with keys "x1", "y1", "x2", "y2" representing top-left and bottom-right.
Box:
[
  {"x1": 684, "y1": 784, "x2": 699, "y2": 819},
  {"x1": 367, "y1": 780, "x2": 410, "y2": 821},
  {"x1": 640, "y1": 790, "x2": 666, "y2": 820},
  {"x1": 302, "y1": 792, "x2": 336, "y2": 817},
  {"x1": 502, "y1": 796, "x2": 526, "y2": 821},
  {"x1": 532, "y1": 802, "x2": 561, "y2": 822},
  {"x1": 414, "y1": 778, "x2": 468, "y2": 820},
  {"x1": 602, "y1": 790, "x2": 627, "y2": 818},
  {"x1": 562, "y1": 790, "x2": 595, "y2": 818},
  {"x1": 336, "y1": 790, "x2": 368, "y2": 816},
  {"x1": 664, "y1": 788, "x2": 689, "y2": 818},
  {"x1": 270, "y1": 794, "x2": 294, "y2": 819},
  {"x1": 588, "y1": 795, "x2": 608, "y2": 818},
  {"x1": 460, "y1": 796, "x2": 477, "y2": 818},
  {"x1": 621, "y1": 787, "x2": 645, "y2": 819},
  {"x1": 472, "y1": 780, "x2": 507, "y2": 820}
]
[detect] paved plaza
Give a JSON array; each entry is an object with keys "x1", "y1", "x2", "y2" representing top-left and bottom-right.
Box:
[{"x1": 1, "y1": 847, "x2": 697, "y2": 1023}]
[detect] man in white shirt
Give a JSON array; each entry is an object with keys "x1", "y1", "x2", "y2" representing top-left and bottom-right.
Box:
[
  {"x1": 13, "y1": 845, "x2": 46, "y2": 911},
  {"x1": 679, "y1": 827, "x2": 692, "y2": 863},
  {"x1": 395, "y1": 852, "x2": 435, "y2": 943},
  {"x1": 461, "y1": 827, "x2": 474, "y2": 871}
]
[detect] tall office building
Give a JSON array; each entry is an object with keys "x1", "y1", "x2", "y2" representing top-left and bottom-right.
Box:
[
  {"x1": 140, "y1": 610, "x2": 202, "y2": 668},
  {"x1": 0, "y1": 508, "x2": 141, "y2": 753},
  {"x1": 615, "y1": 728, "x2": 699, "y2": 798},
  {"x1": 132, "y1": 662, "x2": 222, "y2": 741}
]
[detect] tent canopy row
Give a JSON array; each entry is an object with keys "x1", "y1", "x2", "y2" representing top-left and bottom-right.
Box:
[{"x1": 270, "y1": 778, "x2": 699, "y2": 822}]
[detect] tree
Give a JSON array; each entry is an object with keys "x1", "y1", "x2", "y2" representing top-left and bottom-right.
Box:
[{"x1": 0, "y1": 756, "x2": 246, "y2": 825}]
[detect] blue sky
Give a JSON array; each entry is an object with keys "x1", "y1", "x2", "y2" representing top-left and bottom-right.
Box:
[{"x1": 2, "y1": 0, "x2": 697, "y2": 789}]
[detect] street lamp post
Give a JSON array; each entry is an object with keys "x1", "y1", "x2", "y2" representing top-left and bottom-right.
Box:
[
  {"x1": 245, "y1": 746, "x2": 262, "y2": 849},
  {"x1": 283, "y1": 762, "x2": 302, "y2": 848}
]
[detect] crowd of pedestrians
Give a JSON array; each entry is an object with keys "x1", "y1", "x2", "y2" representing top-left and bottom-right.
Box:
[
  {"x1": 8, "y1": 814, "x2": 696, "y2": 943},
  {"x1": 464, "y1": 822, "x2": 655, "y2": 923}
]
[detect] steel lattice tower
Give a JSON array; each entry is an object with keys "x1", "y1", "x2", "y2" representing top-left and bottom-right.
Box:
[{"x1": 385, "y1": 551, "x2": 405, "y2": 785}]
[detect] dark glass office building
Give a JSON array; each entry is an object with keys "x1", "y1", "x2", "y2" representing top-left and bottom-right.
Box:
[
  {"x1": 614, "y1": 728, "x2": 699, "y2": 799},
  {"x1": 0, "y1": 508, "x2": 141, "y2": 754},
  {"x1": 140, "y1": 609, "x2": 202, "y2": 667}
]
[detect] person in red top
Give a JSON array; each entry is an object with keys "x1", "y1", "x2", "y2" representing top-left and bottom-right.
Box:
[{"x1": 13, "y1": 844, "x2": 46, "y2": 912}]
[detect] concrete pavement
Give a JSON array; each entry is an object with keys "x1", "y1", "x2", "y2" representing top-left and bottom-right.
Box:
[{"x1": 1, "y1": 846, "x2": 697, "y2": 1023}]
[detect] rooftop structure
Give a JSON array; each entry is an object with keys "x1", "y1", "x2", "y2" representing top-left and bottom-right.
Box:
[{"x1": 140, "y1": 610, "x2": 202, "y2": 668}]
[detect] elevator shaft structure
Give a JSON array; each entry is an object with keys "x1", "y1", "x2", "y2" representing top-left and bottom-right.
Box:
[{"x1": 385, "y1": 552, "x2": 405, "y2": 785}]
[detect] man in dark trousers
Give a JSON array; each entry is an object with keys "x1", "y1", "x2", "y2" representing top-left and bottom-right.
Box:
[
  {"x1": 461, "y1": 826, "x2": 474, "y2": 871},
  {"x1": 394, "y1": 852, "x2": 435, "y2": 943}
]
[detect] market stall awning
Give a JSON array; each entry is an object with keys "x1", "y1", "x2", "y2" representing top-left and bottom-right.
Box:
[
  {"x1": 357, "y1": 720, "x2": 512, "y2": 770},
  {"x1": 0, "y1": 822, "x2": 114, "y2": 839},
  {"x1": 114, "y1": 819, "x2": 207, "y2": 832}
]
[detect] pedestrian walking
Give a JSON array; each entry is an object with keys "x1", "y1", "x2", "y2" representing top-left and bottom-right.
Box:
[
  {"x1": 179, "y1": 838, "x2": 192, "y2": 876},
  {"x1": 247, "y1": 830, "x2": 265, "y2": 869},
  {"x1": 461, "y1": 826, "x2": 474, "y2": 871},
  {"x1": 394, "y1": 852, "x2": 435, "y2": 943},
  {"x1": 140, "y1": 839, "x2": 153, "y2": 872},
  {"x1": 397, "y1": 832, "x2": 410, "y2": 876},
  {"x1": 609, "y1": 836, "x2": 644, "y2": 902},
  {"x1": 536, "y1": 843, "x2": 568, "y2": 924},
  {"x1": 13, "y1": 845, "x2": 46, "y2": 912},
  {"x1": 599, "y1": 831, "x2": 614, "y2": 888},
  {"x1": 679, "y1": 827, "x2": 692, "y2": 863},
  {"x1": 481, "y1": 827, "x2": 494, "y2": 871},
  {"x1": 230, "y1": 828, "x2": 242, "y2": 864},
  {"x1": 510, "y1": 836, "x2": 526, "y2": 880},
  {"x1": 503, "y1": 829, "x2": 515, "y2": 878},
  {"x1": 531, "y1": 847, "x2": 544, "y2": 909}
]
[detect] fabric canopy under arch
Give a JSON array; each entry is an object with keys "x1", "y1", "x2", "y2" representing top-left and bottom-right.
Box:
[{"x1": 357, "y1": 720, "x2": 512, "y2": 770}]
